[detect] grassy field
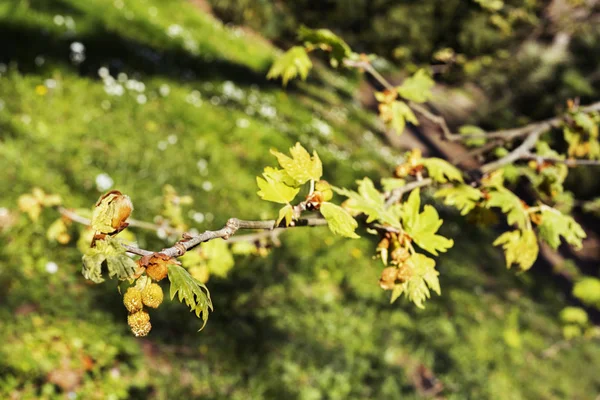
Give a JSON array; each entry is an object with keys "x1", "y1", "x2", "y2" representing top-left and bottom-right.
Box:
[{"x1": 1, "y1": 1, "x2": 599, "y2": 398}]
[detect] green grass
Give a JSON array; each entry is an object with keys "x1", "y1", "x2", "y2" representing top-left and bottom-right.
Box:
[{"x1": 1, "y1": 1, "x2": 599, "y2": 399}]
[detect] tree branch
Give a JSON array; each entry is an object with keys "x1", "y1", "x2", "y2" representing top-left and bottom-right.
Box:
[
  {"x1": 385, "y1": 178, "x2": 434, "y2": 207},
  {"x1": 58, "y1": 206, "x2": 328, "y2": 258},
  {"x1": 479, "y1": 127, "x2": 546, "y2": 174},
  {"x1": 520, "y1": 153, "x2": 600, "y2": 167},
  {"x1": 344, "y1": 58, "x2": 600, "y2": 145}
]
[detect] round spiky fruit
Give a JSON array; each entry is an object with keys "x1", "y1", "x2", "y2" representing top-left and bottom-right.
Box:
[
  {"x1": 128, "y1": 310, "x2": 151, "y2": 337},
  {"x1": 123, "y1": 287, "x2": 143, "y2": 313},
  {"x1": 141, "y1": 283, "x2": 164, "y2": 308}
]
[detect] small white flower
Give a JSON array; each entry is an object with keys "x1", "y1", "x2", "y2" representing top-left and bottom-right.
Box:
[
  {"x1": 202, "y1": 181, "x2": 213, "y2": 192},
  {"x1": 53, "y1": 15, "x2": 65, "y2": 26},
  {"x1": 136, "y1": 94, "x2": 147, "y2": 104},
  {"x1": 167, "y1": 134, "x2": 178, "y2": 145},
  {"x1": 45, "y1": 79, "x2": 57, "y2": 89}
]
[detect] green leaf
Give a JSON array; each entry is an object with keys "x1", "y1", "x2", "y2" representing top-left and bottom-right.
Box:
[
  {"x1": 256, "y1": 169, "x2": 300, "y2": 204},
  {"x1": 333, "y1": 178, "x2": 400, "y2": 228},
  {"x1": 485, "y1": 187, "x2": 528, "y2": 229},
  {"x1": 397, "y1": 69, "x2": 435, "y2": 103},
  {"x1": 320, "y1": 202, "x2": 359, "y2": 239},
  {"x1": 560, "y1": 307, "x2": 588, "y2": 326},
  {"x1": 572, "y1": 277, "x2": 600, "y2": 307},
  {"x1": 81, "y1": 236, "x2": 137, "y2": 283},
  {"x1": 402, "y1": 189, "x2": 454, "y2": 256},
  {"x1": 277, "y1": 204, "x2": 294, "y2": 227},
  {"x1": 390, "y1": 253, "x2": 440, "y2": 308},
  {"x1": 381, "y1": 178, "x2": 406, "y2": 192},
  {"x1": 297, "y1": 26, "x2": 352, "y2": 66},
  {"x1": 473, "y1": 0, "x2": 504, "y2": 11},
  {"x1": 267, "y1": 46, "x2": 312, "y2": 86},
  {"x1": 422, "y1": 158, "x2": 464, "y2": 183},
  {"x1": 459, "y1": 125, "x2": 486, "y2": 147},
  {"x1": 538, "y1": 208, "x2": 586, "y2": 250},
  {"x1": 434, "y1": 185, "x2": 482, "y2": 215},
  {"x1": 202, "y1": 239, "x2": 234, "y2": 278},
  {"x1": 393, "y1": 101, "x2": 418, "y2": 135},
  {"x1": 168, "y1": 264, "x2": 213, "y2": 330},
  {"x1": 270, "y1": 142, "x2": 322, "y2": 185},
  {"x1": 493, "y1": 229, "x2": 539, "y2": 271}
]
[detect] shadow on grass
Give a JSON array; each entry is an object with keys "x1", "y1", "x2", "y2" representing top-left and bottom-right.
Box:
[{"x1": 0, "y1": 23, "x2": 274, "y2": 86}]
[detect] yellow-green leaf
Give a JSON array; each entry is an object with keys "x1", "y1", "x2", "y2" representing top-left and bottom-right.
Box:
[
  {"x1": 270, "y1": 142, "x2": 322, "y2": 185},
  {"x1": 390, "y1": 253, "x2": 440, "y2": 308},
  {"x1": 333, "y1": 178, "x2": 400, "y2": 228},
  {"x1": 277, "y1": 204, "x2": 294, "y2": 227},
  {"x1": 402, "y1": 189, "x2": 453, "y2": 256},
  {"x1": 256, "y1": 170, "x2": 300, "y2": 204},
  {"x1": 267, "y1": 46, "x2": 312, "y2": 86},
  {"x1": 397, "y1": 69, "x2": 435, "y2": 103},
  {"x1": 434, "y1": 185, "x2": 482, "y2": 215},
  {"x1": 493, "y1": 229, "x2": 539, "y2": 271},
  {"x1": 485, "y1": 187, "x2": 528, "y2": 230},
  {"x1": 422, "y1": 158, "x2": 463, "y2": 183},
  {"x1": 297, "y1": 26, "x2": 352, "y2": 66},
  {"x1": 320, "y1": 202, "x2": 359, "y2": 239},
  {"x1": 538, "y1": 208, "x2": 586, "y2": 250}
]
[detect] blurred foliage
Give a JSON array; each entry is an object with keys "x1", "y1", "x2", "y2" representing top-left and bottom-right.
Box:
[{"x1": 0, "y1": 0, "x2": 599, "y2": 399}]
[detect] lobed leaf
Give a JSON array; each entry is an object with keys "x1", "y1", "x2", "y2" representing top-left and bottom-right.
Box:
[
  {"x1": 422, "y1": 158, "x2": 464, "y2": 183},
  {"x1": 493, "y1": 229, "x2": 539, "y2": 271},
  {"x1": 256, "y1": 168, "x2": 300, "y2": 204},
  {"x1": 267, "y1": 46, "x2": 312, "y2": 86},
  {"x1": 390, "y1": 253, "x2": 440, "y2": 308},
  {"x1": 277, "y1": 204, "x2": 294, "y2": 227},
  {"x1": 168, "y1": 264, "x2": 213, "y2": 331},
  {"x1": 270, "y1": 142, "x2": 322, "y2": 185},
  {"x1": 81, "y1": 236, "x2": 137, "y2": 283},
  {"x1": 320, "y1": 202, "x2": 359, "y2": 239},
  {"x1": 397, "y1": 69, "x2": 435, "y2": 103},
  {"x1": 434, "y1": 185, "x2": 482, "y2": 215},
  {"x1": 333, "y1": 178, "x2": 400, "y2": 228},
  {"x1": 537, "y1": 208, "x2": 586, "y2": 250},
  {"x1": 402, "y1": 189, "x2": 454, "y2": 256},
  {"x1": 485, "y1": 187, "x2": 528, "y2": 230},
  {"x1": 297, "y1": 26, "x2": 352, "y2": 66}
]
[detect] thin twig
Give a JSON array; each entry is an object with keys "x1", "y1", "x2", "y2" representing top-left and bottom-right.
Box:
[
  {"x1": 520, "y1": 153, "x2": 600, "y2": 166},
  {"x1": 385, "y1": 178, "x2": 434, "y2": 207},
  {"x1": 58, "y1": 206, "x2": 327, "y2": 257},
  {"x1": 479, "y1": 128, "x2": 546, "y2": 174},
  {"x1": 344, "y1": 58, "x2": 600, "y2": 144},
  {"x1": 58, "y1": 207, "x2": 184, "y2": 236}
]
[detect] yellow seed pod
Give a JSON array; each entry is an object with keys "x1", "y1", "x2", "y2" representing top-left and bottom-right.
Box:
[
  {"x1": 141, "y1": 283, "x2": 164, "y2": 308},
  {"x1": 123, "y1": 287, "x2": 143, "y2": 313},
  {"x1": 128, "y1": 310, "x2": 151, "y2": 337}
]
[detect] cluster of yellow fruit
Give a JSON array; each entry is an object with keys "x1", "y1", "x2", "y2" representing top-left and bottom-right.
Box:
[
  {"x1": 377, "y1": 234, "x2": 413, "y2": 291},
  {"x1": 123, "y1": 282, "x2": 164, "y2": 337}
]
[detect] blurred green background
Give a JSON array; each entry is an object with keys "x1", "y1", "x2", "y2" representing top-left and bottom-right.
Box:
[{"x1": 1, "y1": 0, "x2": 599, "y2": 399}]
